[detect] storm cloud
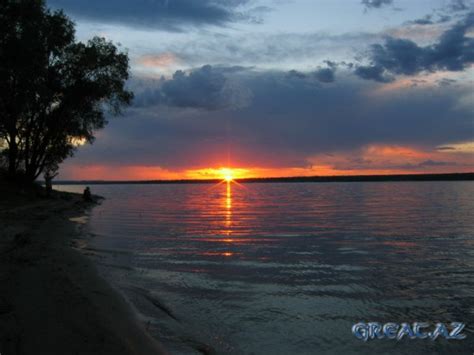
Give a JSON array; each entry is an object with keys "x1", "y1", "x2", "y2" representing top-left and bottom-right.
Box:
[
  {"x1": 133, "y1": 63, "x2": 341, "y2": 113},
  {"x1": 133, "y1": 65, "x2": 252, "y2": 110},
  {"x1": 66, "y1": 67, "x2": 474, "y2": 171},
  {"x1": 355, "y1": 12, "x2": 474, "y2": 82},
  {"x1": 47, "y1": 0, "x2": 264, "y2": 31}
]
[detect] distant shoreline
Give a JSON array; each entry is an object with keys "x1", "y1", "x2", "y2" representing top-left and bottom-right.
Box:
[{"x1": 54, "y1": 172, "x2": 474, "y2": 185}]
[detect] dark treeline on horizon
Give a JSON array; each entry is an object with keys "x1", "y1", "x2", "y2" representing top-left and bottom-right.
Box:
[{"x1": 54, "y1": 172, "x2": 474, "y2": 185}]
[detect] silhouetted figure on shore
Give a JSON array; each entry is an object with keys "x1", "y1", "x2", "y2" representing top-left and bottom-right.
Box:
[
  {"x1": 44, "y1": 169, "x2": 58, "y2": 197},
  {"x1": 83, "y1": 187, "x2": 92, "y2": 202}
]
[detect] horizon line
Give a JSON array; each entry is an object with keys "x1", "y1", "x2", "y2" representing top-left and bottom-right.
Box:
[{"x1": 54, "y1": 172, "x2": 474, "y2": 185}]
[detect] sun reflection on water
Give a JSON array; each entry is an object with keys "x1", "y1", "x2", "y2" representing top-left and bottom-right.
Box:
[{"x1": 224, "y1": 181, "x2": 232, "y2": 235}]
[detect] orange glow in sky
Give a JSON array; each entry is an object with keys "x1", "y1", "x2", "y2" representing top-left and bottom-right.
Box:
[
  {"x1": 59, "y1": 143, "x2": 473, "y2": 181},
  {"x1": 185, "y1": 167, "x2": 251, "y2": 180}
]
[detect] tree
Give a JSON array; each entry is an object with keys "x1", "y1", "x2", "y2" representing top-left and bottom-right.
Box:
[{"x1": 0, "y1": 0, "x2": 133, "y2": 183}]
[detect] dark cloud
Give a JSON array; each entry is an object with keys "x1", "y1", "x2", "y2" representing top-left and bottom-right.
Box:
[
  {"x1": 68, "y1": 68, "x2": 474, "y2": 169},
  {"x1": 285, "y1": 62, "x2": 339, "y2": 83},
  {"x1": 411, "y1": 15, "x2": 435, "y2": 25},
  {"x1": 313, "y1": 68, "x2": 336, "y2": 83},
  {"x1": 133, "y1": 64, "x2": 339, "y2": 113},
  {"x1": 354, "y1": 65, "x2": 393, "y2": 82},
  {"x1": 286, "y1": 70, "x2": 307, "y2": 80},
  {"x1": 437, "y1": 78, "x2": 457, "y2": 87},
  {"x1": 449, "y1": 0, "x2": 470, "y2": 12},
  {"x1": 395, "y1": 160, "x2": 457, "y2": 170},
  {"x1": 361, "y1": 0, "x2": 393, "y2": 9},
  {"x1": 47, "y1": 0, "x2": 263, "y2": 31},
  {"x1": 133, "y1": 65, "x2": 252, "y2": 110},
  {"x1": 355, "y1": 12, "x2": 474, "y2": 82},
  {"x1": 418, "y1": 159, "x2": 455, "y2": 167},
  {"x1": 408, "y1": 14, "x2": 451, "y2": 25},
  {"x1": 285, "y1": 68, "x2": 337, "y2": 83},
  {"x1": 330, "y1": 158, "x2": 459, "y2": 171}
]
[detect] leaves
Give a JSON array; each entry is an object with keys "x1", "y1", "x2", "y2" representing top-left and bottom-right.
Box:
[{"x1": 0, "y1": 0, "x2": 133, "y2": 182}]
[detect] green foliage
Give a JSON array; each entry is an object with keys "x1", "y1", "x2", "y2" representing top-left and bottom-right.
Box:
[{"x1": 0, "y1": 0, "x2": 133, "y2": 183}]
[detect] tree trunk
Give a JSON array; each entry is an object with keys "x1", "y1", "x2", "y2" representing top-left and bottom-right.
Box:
[{"x1": 7, "y1": 138, "x2": 17, "y2": 178}]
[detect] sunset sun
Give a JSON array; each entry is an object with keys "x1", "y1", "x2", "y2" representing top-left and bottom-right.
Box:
[{"x1": 220, "y1": 168, "x2": 234, "y2": 182}]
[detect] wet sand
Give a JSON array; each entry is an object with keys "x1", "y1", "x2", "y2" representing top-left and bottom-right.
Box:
[{"x1": 0, "y1": 182, "x2": 166, "y2": 355}]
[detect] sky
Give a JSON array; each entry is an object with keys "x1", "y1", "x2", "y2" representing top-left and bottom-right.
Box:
[{"x1": 47, "y1": 0, "x2": 474, "y2": 180}]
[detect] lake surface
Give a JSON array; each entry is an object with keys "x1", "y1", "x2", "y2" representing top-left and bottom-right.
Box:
[{"x1": 58, "y1": 182, "x2": 474, "y2": 354}]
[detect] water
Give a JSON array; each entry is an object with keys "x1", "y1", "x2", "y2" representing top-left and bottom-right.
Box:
[{"x1": 58, "y1": 182, "x2": 474, "y2": 354}]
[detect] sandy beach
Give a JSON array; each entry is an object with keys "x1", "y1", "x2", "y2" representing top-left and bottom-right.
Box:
[{"x1": 0, "y1": 181, "x2": 166, "y2": 355}]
